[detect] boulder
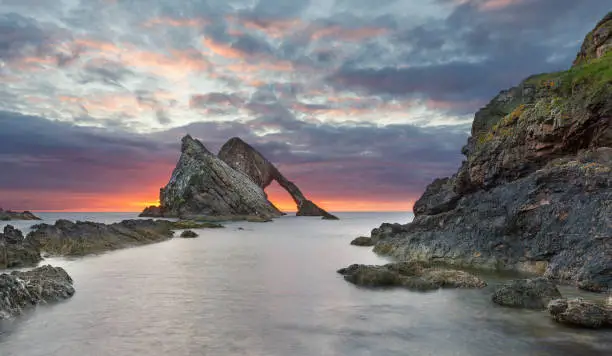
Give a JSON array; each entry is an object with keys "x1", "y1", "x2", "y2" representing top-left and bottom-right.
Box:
[
  {"x1": 548, "y1": 298, "x2": 612, "y2": 329},
  {"x1": 492, "y1": 278, "x2": 562, "y2": 309},
  {"x1": 350, "y1": 236, "x2": 374, "y2": 246},
  {"x1": 337, "y1": 262, "x2": 486, "y2": 291},
  {"x1": 0, "y1": 265, "x2": 75, "y2": 320},
  {"x1": 180, "y1": 230, "x2": 198, "y2": 238},
  {"x1": 0, "y1": 225, "x2": 41, "y2": 268}
]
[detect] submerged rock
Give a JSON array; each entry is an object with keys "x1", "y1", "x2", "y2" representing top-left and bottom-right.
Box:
[
  {"x1": 170, "y1": 220, "x2": 224, "y2": 229},
  {"x1": 180, "y1": 230, "x2": 198, "y2": 238},
  {"x1": 492, "y1": 278, "x2": 562, "y2": 309},
  {"x1": 0, "y1": 265, "x2": 75, "y2": 320},
  {"x1": 548, "y1": 298, "x2": 612, "y2": 329},
  {"x1": 350, "y1": 236, "x2": 374, "y2": 246},
  {"x1": 368, "y1": 14, "x2": 612, "y2": 292},
  {"x1": 27, "y1": 219, "x2": 176, "y2": 256},
  {"x1": 337, "y1": 262, "x2": 486, "y2": 291},
  {"x1": 0, "y1": 225, "x2": 41, "y2": 268},
  {"x1": 0, "y1": 208, "x2": 41, "y2": 221}
]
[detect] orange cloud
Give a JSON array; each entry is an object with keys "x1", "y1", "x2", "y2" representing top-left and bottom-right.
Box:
[
  {"x1": 310, "y1": 26, "x2": 389, "y2": 41},
  {"x1": 75, "y1": 39, "x2": 210, "y2": 78},
  {"x1": 479, "y1": 0, "x2": 525, "y2": 10},
  {"x1": 237, "y1": 17, "x2": 302, "y2": 39},
  {"x1": 202, "y1": 37, "x2": 245, "y2": 59},
  {"x1": 142, "y1": 17, "x2": 207, "y2": 28}
]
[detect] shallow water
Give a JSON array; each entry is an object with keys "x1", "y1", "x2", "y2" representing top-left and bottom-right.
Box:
[{"x1": 1, "y1": 212, "x2": 610, "y2": 356}]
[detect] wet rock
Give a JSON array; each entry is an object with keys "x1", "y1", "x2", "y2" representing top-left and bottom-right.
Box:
[
  {"x1": 350, "y1": 236, "x2": 374, "y2": 246},
  {"x1": 368, "y1": 13, "x2": 612, "y2": 292},
  {"x1": 0, "y1": 225, "x2": 41, "y2": 268},
  {"x1": 170, "y1": 220, "x2": 224, "y2": 229},
  {"x1": 0, "y1": 265, "x2": 75, "y2": 320},
  {"x1": 548, "y1": 298, "x2": 612, "y2": 329},
  {"x1": 27, "y1": 219, "x2": 176, "y2": 256},
  {"x1": 180, "y1": 230, "x2": 198, "y2": 238},
  {"x1": 337, "y1": 262, "x2": 486, "y2": 291},
  {"x1": 0, "y1": 208, "x2": 41, "y2": 221},
  {"x1": 492, "y1": 278, "x2": 562, "y2": 309}
]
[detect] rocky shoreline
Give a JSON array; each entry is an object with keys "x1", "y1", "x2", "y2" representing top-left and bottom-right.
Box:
[
  {"x1": 354, "y1": 13, "x2": 612, "y2": 292},
  {"x1": 0, "y1": 217, "x2": 226, "y2": 319},
  {"x1": 0, "y1": 208, "x2": 41, "y2": 221},
  {"x1": 341, "y1": 13, "x2": 612, "y2": 330}
]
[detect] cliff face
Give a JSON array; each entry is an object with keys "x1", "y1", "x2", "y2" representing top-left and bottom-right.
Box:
[
  {"x1": 154, "y1": 135, "x2": 282, "y2": 219},
  {"x1": 218, "y1": 137, "x2": 338, "y2": 219},
  {"x1": 371, "y1": 13, "x2": 612, "y2": 292}
]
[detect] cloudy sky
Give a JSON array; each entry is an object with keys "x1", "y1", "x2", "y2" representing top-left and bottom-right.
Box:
[{"x1": 0, "y1": 0, "x2": 610, "y2": 212}]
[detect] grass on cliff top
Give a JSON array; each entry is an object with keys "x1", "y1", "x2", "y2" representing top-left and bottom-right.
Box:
[{"x1": 525, "y1": 50, "x2": 612, "y2": 96}]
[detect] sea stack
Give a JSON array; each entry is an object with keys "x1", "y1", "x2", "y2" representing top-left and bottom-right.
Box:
[
  {"x1": 141, "y1": 135, "x2": 337, "y2": 220},
  {"x1": 365, "y1": 13, "x2": 612, "y2": 292},
  {"x1": 218, "y1": 137, "x2": 338, "y2": 219}
]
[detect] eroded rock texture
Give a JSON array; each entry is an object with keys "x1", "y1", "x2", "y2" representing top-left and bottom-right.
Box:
[{"x1": 369, "y1": 13, "x2": 612, "y2": 292}]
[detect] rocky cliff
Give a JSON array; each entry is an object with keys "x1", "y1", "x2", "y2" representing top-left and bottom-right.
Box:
[
  {"x1": 142, "y1": 135, "x2": 336, "y2": 219},
  {"x1": 218, "y1": 137, "x2": 338, "y2": 219},
  {"x1": 368, "y1": 13, "x2": 612, "y2": 292}
]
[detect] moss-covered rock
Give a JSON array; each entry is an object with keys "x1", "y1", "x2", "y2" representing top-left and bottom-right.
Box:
[{"x1": 337, "y1": 261, "x2": 486, "y2": 291}]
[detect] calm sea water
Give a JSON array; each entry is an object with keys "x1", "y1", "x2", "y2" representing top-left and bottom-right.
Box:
[{"x1": 0, "y1": 212, "x2": 610, "y2": 356}]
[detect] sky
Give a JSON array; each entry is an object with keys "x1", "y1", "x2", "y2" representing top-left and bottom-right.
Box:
[{"x1": 0, "y1": 0, "x2": 610, "y2": 212}]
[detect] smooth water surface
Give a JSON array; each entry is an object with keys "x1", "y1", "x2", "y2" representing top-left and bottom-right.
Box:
[{"x1": 1, "y1": 212, "x2": 610, "y2": 356}]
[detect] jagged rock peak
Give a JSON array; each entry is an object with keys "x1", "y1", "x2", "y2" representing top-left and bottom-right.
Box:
[
  {"x1": 573, "y1": 12, "x2": 612, "y2": 66},
  {"x1": 181, "y1": 134, "x2": 212, "y2": 155}
]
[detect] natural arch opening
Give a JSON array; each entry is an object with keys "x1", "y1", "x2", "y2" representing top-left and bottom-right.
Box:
[{"x1": 265, "y1": 180, "x2": 297, "y2": 213}]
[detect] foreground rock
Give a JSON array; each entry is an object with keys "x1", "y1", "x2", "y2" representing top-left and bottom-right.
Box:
[
  {"x1": 492, "y1": 278, "x2": 562, "y2": 309},
  {"x1": 350, "y1": 236, "x2": 374, "y2": 246},
  {"x1": 0, "y1": 265, "x2": 75, "y2": 320},
  {"x1": 27, "y1": 219, "x2": 177, "y2": 256},
  {"x1": 0, "y1": 225, "x2": 41, "y2": 268},
  {"x1": 0, "y1": 208, "x2": 41, "y2": 221},
  {"x1": 369, "y1": 14, "x2": 612, "y2": 292},
  {"x1": 548, "y1": 298, "x2": 612, "y2": 329},
  {"x1": 140, "y1": 135, "x2": 337, "y2": 220},
  {"x1": 180, "y1": 230, "x2": 198, "y2": 238},
  {"x1": 337, "y1": 262, "x2": 486, "y2": 291}
]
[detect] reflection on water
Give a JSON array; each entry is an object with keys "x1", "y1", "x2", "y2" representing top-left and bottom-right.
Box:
[{"x1": 1, "y1": 212, "x2": 610, "y2": 356}]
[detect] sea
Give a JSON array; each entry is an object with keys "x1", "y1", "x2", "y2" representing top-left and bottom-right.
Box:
[{"x1": 0, "y1": 212, "x2": 610, "y2": 356}]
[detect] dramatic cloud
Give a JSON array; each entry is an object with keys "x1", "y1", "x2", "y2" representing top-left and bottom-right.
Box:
[{"x1": 0, "y1": 0, "x2": 609, "y2": 211}]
